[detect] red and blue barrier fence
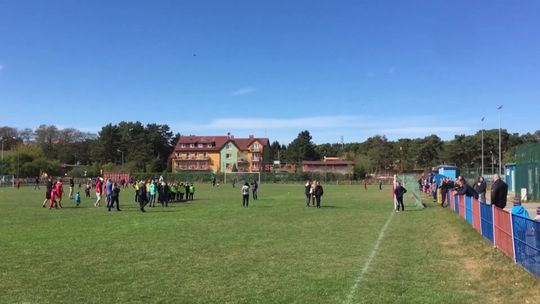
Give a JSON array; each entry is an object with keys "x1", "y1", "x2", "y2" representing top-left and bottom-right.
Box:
[{"x1": 446, "y1": 191, "x2": 540, "y2": 278}]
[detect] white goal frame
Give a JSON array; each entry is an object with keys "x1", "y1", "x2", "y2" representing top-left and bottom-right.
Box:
[{"x1": 224, "y1": 172, "x2": 261, "y2": 184}]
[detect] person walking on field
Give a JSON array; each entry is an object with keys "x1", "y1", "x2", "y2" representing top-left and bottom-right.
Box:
[
  {"x1": 251, "y1": 180, "x2": 258, "y2": 200},
  {"x1": 95, "y1": 177, "x2": 103, "y2": 207},
  {"x1": 310, "y1": 180, "x2": 317, "y2": 206},
  {"x1": 491, "y1": 174, "x2": 508, "y2": 209},
  {"x1": 241, "y1": 182, "x2": 250, "y2": 207},
  {"x1": 108, "y1": 182, "x2": 121, "y2": 212},
  {"x1": 42, "y1": 177, "x2": 53, "y2": 208},
  {"x1": 394, "y1": 182, "x2": 407, "y2": 212},
  {"x1": 138, "y1": 180, "x2": 148, "y2": 212},
  {"x1": 304, "y1": 180, "x2": 312, "y2": 207},
  {"x1": 55, "y1": 178, "x2": 64, "y2": 208},
  {"x1": 314, "y1": 181, "x2": 324, "y2": 208}
]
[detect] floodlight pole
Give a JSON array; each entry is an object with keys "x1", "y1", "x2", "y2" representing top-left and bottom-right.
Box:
[
  {"x1": 497, "y1": 105, "x2": 503, "y2": 175},
  {"x1": 481, "y1": 119, "x2": 484, "y2": 177},
  {"x1": 0, "y1": 137, "x2": 4, "y2": 176}
]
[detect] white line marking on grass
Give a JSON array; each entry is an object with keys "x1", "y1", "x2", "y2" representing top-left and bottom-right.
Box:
[{"x1": 343, "y1": 211, "x2": 395, "y2": 304}]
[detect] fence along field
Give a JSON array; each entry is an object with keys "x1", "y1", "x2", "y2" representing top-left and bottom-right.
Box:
[{"x1": 0, "y1": 183, "x2": 539, "y2": 303}]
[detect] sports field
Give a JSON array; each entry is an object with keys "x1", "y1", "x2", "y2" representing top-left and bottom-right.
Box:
[{"x1": 1, "y1": 184, "x2": 539, "y2": 303}]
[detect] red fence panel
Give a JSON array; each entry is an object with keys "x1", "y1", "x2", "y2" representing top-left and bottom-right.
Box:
[
  {"x1": 494, "y1": 207, "x2": 515, "y2": 260},
  {"x1": 459, "y1": 195, "x2": 465, "y2": 219},
  {"x1": 472, "y1": 198, "x2": 482, "y2": 234}
]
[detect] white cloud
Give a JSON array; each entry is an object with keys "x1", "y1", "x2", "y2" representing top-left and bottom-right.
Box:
[
  {"x1": 231, "y1": 87, "x2": 257, "y2": 96},
  {"x1": 170, "y1": 115, "x2": 473, "y2": 141}
]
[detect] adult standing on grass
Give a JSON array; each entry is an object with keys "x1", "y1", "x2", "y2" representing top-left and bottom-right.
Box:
[
  {"x1": 105, "y1": 178, "x2": 113, "y2": 208},
  {"x1": 34, "y1": 176, "x2": 40, "y2": 190},
  {"x1": 310, "y1": 180, "x2": 317, "y2": 206},
  {"x1": 95, "y1": 177, "x2": 103, "y2": 207},
  {"x1": 108, "y1": 182, "x2": 121, "y2": 212},
  {"x1": 314, "y1": 181, "x2": 324, "y2": 208},
  {"x1": 491, "y1": 174, "x2": 508, "y2": 209},
  {"x1": 394, "y1": 182, "x2": 407, "y2": 212},
  {"x1": 241, "y1": 182, "x2": 250, "y2": 207},
  {"x1": 304, "y1": 180, "x2": 311, "y2": 207},
  {"x1": 474, "y1": 176, "x2": 487, "y2": 203},
  {"x1": 138, "y1": 180, "x2": 148, "y2": 212},
  {"x1": 251, "y1": 180, "x2": 258, "y2": 200},
  {"x1": 42, "y1": 177, "x2": 53, "y2": 208},
  {"x1": 69, "y1": 176, "x2": 75, "y2": 199},
  {"x1": 55, "y1": 178, "x2": 64, "y2": 208}
]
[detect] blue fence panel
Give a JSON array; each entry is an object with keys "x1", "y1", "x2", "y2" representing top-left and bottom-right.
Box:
[
  {"x1": 454, "y1": 195, "x2": 460, "y2": 214},
  {"x1": 465, "y1": 196, "x2": 473, "y2": 225},
  {"x1": 512, "y1": 215, "x2": 540, "y2": 277},
  {"x1": 480, "y1": 203, "x2": 494, "y2": 243}
]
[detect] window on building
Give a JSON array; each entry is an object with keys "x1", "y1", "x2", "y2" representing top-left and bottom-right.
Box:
[
  {"x1": 204, "y1": 152, "x2": 208, "y2": 159},
  {"x1": 195, "y1": 152, "x2": 199, "y2": 159},
  {"x1": 253, "y1": 143, "x2": 260, "y2": 150},
  {"x1": 226, "y1": 153, "x2": 231, "y2": 159},
  {"x1": 227, "y1": 143, "x2": 232, "y2": 149},
  {"x1": 186, "y1": 152, "x2": 191, "y2": 159},
  {"x1": 190, "y1": 144, "x2": 195, "y2": 148},
  {"x1": 198, "y1": 143, "x2": 203, "y2": 148},
  {"x1": 181, "y1": 144, "x2": 186, "y2": 148},
  {"x1": 207, "y1": 143, "x2": 213, "y2": 148}
]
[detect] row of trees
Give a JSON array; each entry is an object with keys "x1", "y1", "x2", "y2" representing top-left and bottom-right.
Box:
[
  {"x1": 1, "y1": 124, "x2": 539, "y2": 178},
  {"x1": 270, "y1": 129, "x2": 540, "y2": 177},
  {"x1": 1, "y1": 123, "x2": 176, "y2": 177}
]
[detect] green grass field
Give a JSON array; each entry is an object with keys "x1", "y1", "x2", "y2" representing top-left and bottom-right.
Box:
[{"x1": 1, "y1": 183, "x2": 539, "y2": 303}]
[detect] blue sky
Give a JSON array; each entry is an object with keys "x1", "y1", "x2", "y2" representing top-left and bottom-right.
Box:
[{"x1": 1, "y1": 0, "x2": 539, "y2": 144}]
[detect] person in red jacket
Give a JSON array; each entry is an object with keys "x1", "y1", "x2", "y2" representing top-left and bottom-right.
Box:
[
  {"x1": 95, "y1": 177, "x2": 103, "y2": 207},
  {"x1": 54, "y1": 178, "x2": 64, "y2": 208}
]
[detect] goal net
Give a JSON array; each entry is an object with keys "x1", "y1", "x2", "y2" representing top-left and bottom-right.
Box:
[
  {"x1": 393, "y1": 174, "x2": 424, "y2": 210},
  {"x1": 224, "y1": 172, "x2": 261, "y2": 185},
  {"x1": 0, "y1": 175, "x2": 15, "y2": 187}
]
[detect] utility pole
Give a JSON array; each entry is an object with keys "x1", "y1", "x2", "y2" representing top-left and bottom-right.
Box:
[{"x1": 497, "y1": 105, "x2": 503, "y2": 175}]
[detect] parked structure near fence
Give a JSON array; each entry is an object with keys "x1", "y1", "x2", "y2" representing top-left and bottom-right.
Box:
[
  {"x1": 447, "y1": 192, "x2": 540, "y2": 277},
  {"x1": 515, "y1": 143, "x2": 540, "y2": 200}
]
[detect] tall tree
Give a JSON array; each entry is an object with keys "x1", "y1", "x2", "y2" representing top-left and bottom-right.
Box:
[{"x1": 284, "y1": 130, "x2": 319, "y2": 163}]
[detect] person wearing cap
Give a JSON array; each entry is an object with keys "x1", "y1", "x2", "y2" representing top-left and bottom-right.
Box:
[
  {"x1": 491, "y1": 174, "x2": 508, "y2": 209},
  {"x1": 511, "y1": 198, "x2": 530, "y2": 219},
  {"x1": 511, "y1": 198, "x2": 530, "y2": 260}
]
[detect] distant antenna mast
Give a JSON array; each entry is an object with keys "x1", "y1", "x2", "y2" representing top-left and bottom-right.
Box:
[{"x1": 340, "y1": 136, "x2": 344, "y2": 149}]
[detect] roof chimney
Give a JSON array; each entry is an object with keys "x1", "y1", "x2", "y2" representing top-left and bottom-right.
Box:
[{"x1": 249, "y1": 134, "x2": 254, "y2": 139}]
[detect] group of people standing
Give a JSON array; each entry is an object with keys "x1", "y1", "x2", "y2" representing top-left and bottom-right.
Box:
[
  {"x1": 304, "y1": 180, "x2": 324, "y2": 208},
  {"x1": 241, "y1": 180, "x2": 258, "y2": 207},
  {"x1": 437, "y1": 173, "x2": 508, "y2": 210},
  {"x1": 132, "y1": 179, "x2": 195, "y2": 212}
]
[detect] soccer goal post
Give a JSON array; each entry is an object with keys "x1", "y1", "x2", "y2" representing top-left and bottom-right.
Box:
[
  {"x1": 394, "y1": 174, "x2": 424, "y2": 210},
  {"x1": 224, "y1": 172, "x2": 261, "y2": 184}
]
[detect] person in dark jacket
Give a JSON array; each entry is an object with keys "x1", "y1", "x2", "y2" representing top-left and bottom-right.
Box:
[
  {"x1": 455, "y1": 178, "x2": 479, "y2": 199},
  {"x1": 109, "y1": 182, "x2": 121, "y2": 211},
  {"x1": 42, "y1": 177, "x2": 53, "y2": 207},
  {"x1": 394, "y1": 182, "x2": 407, "y2": 211},
  {"x1": 491, "y1": 174, "x2": 508, "y2": 209},
  {"x1": 138, "y1": 180, "x2": 148, "y2": 212},
  {"x1": 251, "y1": 180, "x2": 258, "y2": 200},
  {"x1": 314, "y1": 181, "x2": 324, "y2": 208},
  {"x1": 473, "y1": 176, "x2": 487, "y2": 203}
]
